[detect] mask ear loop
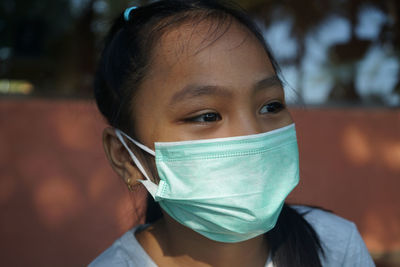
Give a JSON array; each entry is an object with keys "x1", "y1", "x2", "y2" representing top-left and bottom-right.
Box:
[{"x1": 115, "y1": 129, "x2": 158, "y2": 198}]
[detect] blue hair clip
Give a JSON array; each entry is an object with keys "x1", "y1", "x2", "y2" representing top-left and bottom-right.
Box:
[{"x1": 124, "y1": 6, "x2": 137, "y2": 21}]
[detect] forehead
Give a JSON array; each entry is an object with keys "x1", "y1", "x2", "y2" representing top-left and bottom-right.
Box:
[
  {"x1": 157, "y1": 19, "x2": 266, "y2": 65},
  {"x1": 141, "y1": 18, "x2": 273, "y2": 89},
  {"x1": 153, "y1": 18, "x2": 253, "y2": 63}
]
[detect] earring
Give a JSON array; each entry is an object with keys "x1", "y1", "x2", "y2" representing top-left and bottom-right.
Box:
[{"x1": 126, "y1": 178, "x2": 134, "y2": 192}]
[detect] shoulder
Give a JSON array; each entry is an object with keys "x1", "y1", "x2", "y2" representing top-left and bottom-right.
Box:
[
  {"x1": 291, "y1": 205, "x2": 375, "y2": 267},
  {"x1": 292, "y1": 205, "x2": 356, "y2": 238},
  {"x1": 88, "y1": 225, "x2": 157, "y2": 267}
]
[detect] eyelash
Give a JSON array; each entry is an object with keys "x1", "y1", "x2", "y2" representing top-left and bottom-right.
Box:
[
  {"x1": 259, "y1": 101, "x2": 285, "y2": 114},
  {"x1": 185, "y1": 112, "x2": 222, "y2": 123},
  {"x1": 184, "y1": 101, "x2": 285, "y2": 123}
]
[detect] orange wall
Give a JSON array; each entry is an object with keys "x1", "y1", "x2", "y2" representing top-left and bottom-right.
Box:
[{"x1": 0, "y1": 99, "x2": 399, "y2": 266}]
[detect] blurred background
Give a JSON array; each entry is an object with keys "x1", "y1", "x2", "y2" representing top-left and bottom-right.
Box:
[{"x1": 0, "y1": 0, "x2": 399, "y2": 266}]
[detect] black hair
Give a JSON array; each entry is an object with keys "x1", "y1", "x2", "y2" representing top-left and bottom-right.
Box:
[{"x1": 94, "y1": 1, "x2": 324, "y2": 266}]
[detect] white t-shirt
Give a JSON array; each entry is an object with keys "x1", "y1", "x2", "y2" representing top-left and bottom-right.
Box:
[{"x1": 88, "y1": 206, "x2": 375, "y2": 267}]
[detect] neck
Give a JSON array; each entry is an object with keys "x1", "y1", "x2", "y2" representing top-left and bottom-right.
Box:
[{"x1": 138, "y1": 214, "x2": 269, "y2": 267}]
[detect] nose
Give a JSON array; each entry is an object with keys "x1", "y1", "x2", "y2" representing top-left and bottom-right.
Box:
[{"x1": 228, "y1": 110, "x2": 263, "y2": 137}]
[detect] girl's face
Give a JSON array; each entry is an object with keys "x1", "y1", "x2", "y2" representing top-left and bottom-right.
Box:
[{"x1": 131, "y1": 20, "x2": 293, "y2": 148}]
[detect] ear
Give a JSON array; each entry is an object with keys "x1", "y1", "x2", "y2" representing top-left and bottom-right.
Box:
[{"x1": 102, "y1": 127, "x2": 142, "y2": 187}]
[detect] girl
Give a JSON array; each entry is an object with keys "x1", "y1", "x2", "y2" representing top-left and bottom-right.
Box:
[{"x1": 90, "y1": 1, "x2": 374, "y2": 266}]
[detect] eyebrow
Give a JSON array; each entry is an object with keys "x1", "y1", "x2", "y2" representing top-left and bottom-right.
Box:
[
  {"x1": 253, "y1": 75, "x2": 282, "y2": 92},
  {"x1": 169, "y1": 75, "x2": 282, "y2": 105},
  {"x1": 169, "y1": 85, "x2": 232, "y2": 105}
]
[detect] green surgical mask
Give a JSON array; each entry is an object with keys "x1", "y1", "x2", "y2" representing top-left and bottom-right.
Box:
[{"x1": 115, "y1": 123, "x2": 299, "y2": 243}]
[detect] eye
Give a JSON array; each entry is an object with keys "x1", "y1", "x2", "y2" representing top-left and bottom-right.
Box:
[
  {"x1": 185, "y1": 112, "x2": 222, "y2": 123},
  {"x1": 259, "y1": 101, "x2": 285, "y2": 114}
]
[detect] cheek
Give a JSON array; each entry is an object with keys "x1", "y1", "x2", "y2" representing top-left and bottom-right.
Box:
[
  {"x1": 131, "y1": 97, "x2": 161, "y2": 147},
  {"x1": 259, "y1": 110, "x2": 294, "y2": 133},
  {"x1": 132, "y1": 101, "x2": 184, "y2": 148},
  {"x1": 277, "y1": 110, "x2": 294, "y2": 127}
]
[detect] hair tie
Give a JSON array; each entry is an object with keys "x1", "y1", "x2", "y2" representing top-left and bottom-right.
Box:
[{"x1": 124, "y1": 6, "x2": 137, "y2": 21}]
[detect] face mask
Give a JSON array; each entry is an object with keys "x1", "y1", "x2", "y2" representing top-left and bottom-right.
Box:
[{"x1": 115, "y1": 123, "x2": 299, "y2": 243}]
